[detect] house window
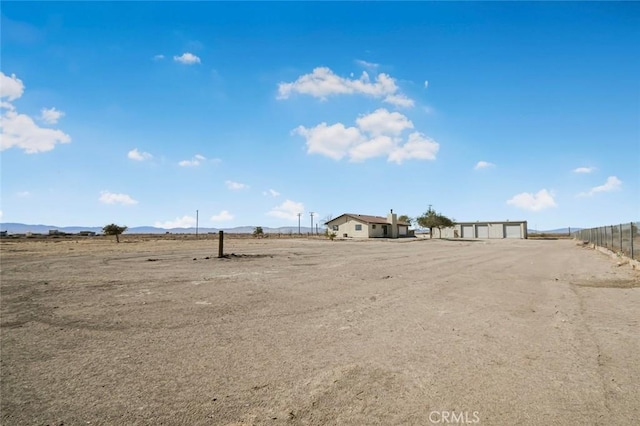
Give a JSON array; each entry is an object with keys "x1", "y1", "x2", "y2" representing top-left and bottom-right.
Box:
[
  {"x1": 372, "y1": 225, "x2": 376, "y2": 229},
  {"x1": 332, "y1": 225, "x2": 338, "y2": 231},
  {"x1": 355, "y1": 224, "x2": 362, "y2": 231}
]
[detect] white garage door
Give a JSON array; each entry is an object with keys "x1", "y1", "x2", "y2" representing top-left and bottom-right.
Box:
[
  {"x1": 399, "y1": 226, "x2": 407, "y2": 236},
  {"x1": 476, "y1": 225, "x2": 489, "y2": 238},
  {"x1": 505, "y1": 224, "x2": 521, "y2": 239},
  {"x1": 462, "y1": 225, "x2": 474, "y2": 238}
]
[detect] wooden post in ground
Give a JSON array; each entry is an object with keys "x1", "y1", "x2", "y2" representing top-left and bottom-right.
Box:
[
  {"x1": 631, "y1": 223, "x2": 634, "y2": 260},
  {"x1": 218, "y1": 231, "x2": 224, "y2": 258}
]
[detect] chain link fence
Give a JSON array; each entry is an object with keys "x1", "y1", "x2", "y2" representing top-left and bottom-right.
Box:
[{"x1": 573, "y1": 222, "x2": 639, "y2": 261}]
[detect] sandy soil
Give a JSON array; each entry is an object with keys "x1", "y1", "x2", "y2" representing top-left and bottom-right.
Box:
[{"x1": 1, "y1": 236, "x2": 639, "y2": 425}]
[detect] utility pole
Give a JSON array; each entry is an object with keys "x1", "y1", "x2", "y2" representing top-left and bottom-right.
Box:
[
  {"x1": 310, "y1": 212, "x2": 315, "y2": 236},
  {"x1": 196, "y1": 210, "x2": 199, "y2": 239},
  {"x1": 297, "y1": 213, "x2": 302, "y2": 235}
]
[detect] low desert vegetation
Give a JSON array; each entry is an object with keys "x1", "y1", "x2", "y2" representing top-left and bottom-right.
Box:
[{"x1": 324, "y1": 228, "x2": 337, "y2": 240}]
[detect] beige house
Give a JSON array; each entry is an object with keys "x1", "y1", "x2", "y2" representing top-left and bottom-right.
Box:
[{"x1": 325, "y1": 211, "x2": 411, "y2": 239}]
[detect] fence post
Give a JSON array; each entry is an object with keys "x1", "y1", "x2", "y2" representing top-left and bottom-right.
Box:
[
  {"x1": 611, "y1": 225, "x2": 616, "y2": 251},
  {"x1": 619, "y1": 223, "x2": 623, "y2": 254},
  {"x1": 218, "y1": 231, "x2": 224, "y2": 258},
  {"x1": 631, "y1": 222, "x2": 635, "y2": 260}
]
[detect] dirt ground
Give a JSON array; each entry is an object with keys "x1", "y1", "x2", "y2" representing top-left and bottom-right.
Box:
[{"x1": 1, "y1": 236, "x2": 639, "y2": 425}]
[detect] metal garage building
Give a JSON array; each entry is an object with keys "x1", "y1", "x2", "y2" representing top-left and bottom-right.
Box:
[{"x1": 437, "y1": 221, "x2": 528, "y2": 239}]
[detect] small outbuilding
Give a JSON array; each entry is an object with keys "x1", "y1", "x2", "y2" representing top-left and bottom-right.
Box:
[
  {"x1": 437, "y1": 221, "x2": 528, "y2": 239},
  {"x1": 325, "y1": 210, "x2": 411, "y2": 239}
]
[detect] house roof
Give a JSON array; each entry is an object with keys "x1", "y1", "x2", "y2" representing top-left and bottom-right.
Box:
[{"x1": 326, "y1": 213, "x2": 410, "y2": 226}]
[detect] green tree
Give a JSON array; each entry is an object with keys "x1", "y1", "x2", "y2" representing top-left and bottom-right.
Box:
[
  {"x1": 253, "y1": 226, "x2": 264, "y2": 238},
  {"x1": 102, "y1": 223, "x2": 127, "y2": 243},
  {"x1": 416, "y1": 207, "x2": 454, "y2": 239},
  {"x1": 398, "y1": 215, "x2": 413, "y2": 226}
]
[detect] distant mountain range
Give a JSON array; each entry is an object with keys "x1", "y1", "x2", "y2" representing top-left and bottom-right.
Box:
[
  {"x1": 0, "y1": 223, "x2": 319, "y2": 235},
  {"x1": 1, "y1": 222, "x2": 582, "y2": 235},
  {"x1": 527, "y1": 227, "x2": 582, "y2": 234}
]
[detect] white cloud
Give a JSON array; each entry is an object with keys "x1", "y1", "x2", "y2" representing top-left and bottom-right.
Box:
[
  {"x1": 355, "y1": 59, "x2": 379, "y2": 69},
  {"x1": 387, "y1": 132, "x2": 439, "y2": 164},
  {"x1": 294, "y1": 110, "x2": 438, "y2": 164},
  {"x1": 424, "y1": 80, "x2": 429, "y2": 89},
  {"x1": 128, "y1": 148, "x2": 153, "y2": 161},
  {"x1": 573, "y1": 166, "x2": 595, "y2": 174},
  {"x1": 210, "y1": 210, "x2": 234, "y2": 222},
  {"x1": 39, "y1": 107, "x2": 65, "y2": 124},
  {"x1": 506, "y1": 189, "x2": 556, "y2": 211},
  {"x1": 263, "y1": 189, "x2": 280, "y2": 197},
  {"x1": 294, "y1": 122, "x2": 363, "y2": 161},
  {"x1": 268, "y1": 199, "x2": 304, "y2": 221},
  {"x1": 99, "y1": 191, "x2": 138, "y2": 205},
  {"x1": 173, "y1": 52, "x2": 201, "y2": 64},
  {"x1": 17, "y1": 191, "x2": 30, "y2": 198},
  {"x1": 154, "y1": 215, "x2": 196, "y2": 229},
  {"x1": 0, "y1": 72, "x2": 24, "y2": 101},
  {"x1": 153, "y1": 54, "x2": 165, "y2": 61},
  {"x1": 225, "y1": 180, "x2": 249, "y2": 190},
  {"x1": 579, "y1": 176, "x2": 622, "y2": 197},
  {"x1": 0, "y1": 210, "x2": 3, "y2": 221},
  {"x1": 0, "y1": 72, "x2": 71, "y2": 154},
  {"x1": 474, "y1": 161, "x2": 495, "y2": 170},
  {"x1": 178, "y1": 154, "x2": 206, "y2": 167},
  {"x1": 383, "y1": 94, "x2": 415, "y2": 108},
  {"x1": 355, "y1": 108, "x2": 413, "y2": 136},
  {"x1": 1, "y1": 109, "x2": 71, "y2": 153},
  {"x1": 349, "y1": 135, "x2": 395, "y2": 162},
  {"x1": 277, "y1": 67, "x2": 414, "y2": 107}
]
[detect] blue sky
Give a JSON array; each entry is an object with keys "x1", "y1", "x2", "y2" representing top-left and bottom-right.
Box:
[{"x1": 1, "y1": 2, "x2": 638, "y2": 230}]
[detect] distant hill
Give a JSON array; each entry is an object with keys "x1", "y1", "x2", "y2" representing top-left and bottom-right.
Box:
[
  {"x1": 0, "y1": 222, "x2": 317, "y2": 235},
  {"x1": 527, "y1": 227, "x2": 582, "y2": 234},
  {"x1": 2, "y1": 222, "x2": 582, "y2": 236},
  {"x1": 546, "y1": 227, "x2": 582, "y2": 234}
]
